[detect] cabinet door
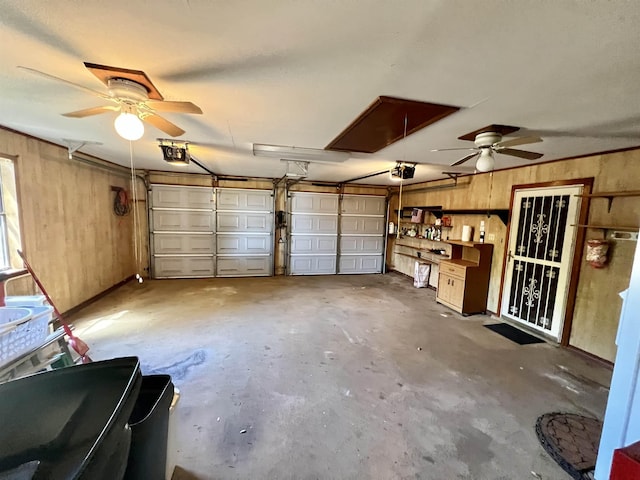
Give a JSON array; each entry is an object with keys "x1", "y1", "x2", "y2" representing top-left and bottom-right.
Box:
[
  {"x1": 437, "y1": 274, "x2": 451, "y2": 304},
  {"x1": 448, "y1": 276, "x2": 465, "y2": 308}
]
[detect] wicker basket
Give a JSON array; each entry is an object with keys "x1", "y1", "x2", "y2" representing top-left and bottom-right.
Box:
[{"x1": 0, "y1": 306, "x2": 53, "y2": 365}]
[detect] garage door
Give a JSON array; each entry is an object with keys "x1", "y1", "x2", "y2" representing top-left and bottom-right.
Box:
[
  {"x1": 150, "y1": 185, "x2": 215, "y2": 278},
  {"x1": 215, "y1": 188, "x2": 273, "y2": 277},
  {"x1": 289, "y1": 192, "x2": 339, "y2": 275},
  {"x1": 339, "y1": 195, "x2": 386, "y2": 274}
]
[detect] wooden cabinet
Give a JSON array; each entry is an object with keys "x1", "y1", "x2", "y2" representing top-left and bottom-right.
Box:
[{"x1": 436, "y1": 241, "x2": 493, "y2": 315}]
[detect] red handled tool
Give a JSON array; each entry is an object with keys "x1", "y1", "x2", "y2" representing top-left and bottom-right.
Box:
[{"x1": 17, "y1": 250, "x2": 92, "y2": 363}]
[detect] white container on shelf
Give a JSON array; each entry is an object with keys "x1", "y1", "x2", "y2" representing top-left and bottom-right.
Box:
[{"x1": 461, "y1": 225, "x2": 473, "y2": 242}]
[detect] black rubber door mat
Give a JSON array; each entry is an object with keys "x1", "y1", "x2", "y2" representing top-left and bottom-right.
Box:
[{"x1": 484, "y1": 322, "x2": 545, "y2": 345}]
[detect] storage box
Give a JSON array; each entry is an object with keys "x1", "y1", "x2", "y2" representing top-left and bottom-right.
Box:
[
  {"x1": 0, "y1": 306, "x2": 53, "y2": 365},
  {"x1": 411, "y1": 208, "x2": 423, "y2": 223}
]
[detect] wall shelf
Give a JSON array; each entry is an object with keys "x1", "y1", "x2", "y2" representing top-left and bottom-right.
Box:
[
  {"x1": 400, "y1": 206, "x2": 509, "y2": 225},
  {"x1": 573, "y1": 224, "x2": 638, "y2": 231},
  {"x1": 576, "y1": 190, "x2": 640, "y2": 212}
]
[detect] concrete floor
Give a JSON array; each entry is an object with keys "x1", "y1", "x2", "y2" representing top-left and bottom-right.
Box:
[{"x1": 71, "y1": 273, "x2": 612, "y2": 480}]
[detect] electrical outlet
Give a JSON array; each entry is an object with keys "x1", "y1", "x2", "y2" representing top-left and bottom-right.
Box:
[{"x1": 487, "y1": 233, "x2": 496, "y2": 241}]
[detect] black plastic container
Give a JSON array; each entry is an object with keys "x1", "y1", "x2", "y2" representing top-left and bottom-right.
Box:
[
  {"x1": 0, "y1": 357, "x2": 142, "y2": 480},
  {"x1": 123, "y1": 375, "x2": 174, "y2": 480}
]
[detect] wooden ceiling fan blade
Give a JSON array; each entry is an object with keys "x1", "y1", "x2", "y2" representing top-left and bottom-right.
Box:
[
  {"x1": 142, "y1": 112, "x2": 185, "y2": 137},
  {"x1": 451, "y1": 152, "x2": 479, "y2": 166},
  {"x1": 497, "y1": 148, "x2": 543, "y2": 160},
  {"x1": 18, "y1": 66, "x2": 111, "y2": 100},
  {"x1": 495, "y1": 136, "x2": 543, "y2": 148},
  {"x1": 62, "y1": 105, "x2": 119, "y2": 118},
  {"x1": 146, "y1": 100, "x2": 203, "y2": 114}
]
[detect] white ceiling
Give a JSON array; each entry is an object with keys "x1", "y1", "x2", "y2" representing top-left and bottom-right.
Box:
[{"x1": 1, "y1": 0, "x2": 639, "y2": 185}]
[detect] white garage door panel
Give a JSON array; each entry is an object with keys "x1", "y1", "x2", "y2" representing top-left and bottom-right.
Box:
[
  {"x1": 290, "y1": 236, "x2": 338, "y2": 254},
  {"x1": 153, "y1": 256, "x2": 215, "y2": 278},
  {"x1": 339, "y1": 255, "x2": 383, "y2": 274},
  {"x1": 341, "y1": 196, "x2": 386, "y2": 216},
  {"x1": 152, "y1": 185, "x2": 213, "y2": 209},
  {"x1": 216, "y1": 256, "x2": 271, "y2": 277},
  {"x1": 290, "y1": 193, "x2": 339, "y2": 214},
  {"x1": 216, "y1": 234, "x2": 271, "y2": 254},
  {"x1": 289, "y1": 255, "x2": 337, "y2": 275},
  {"x1": 339, "y1": 236, "x2": 384, "y2": 254},
  {"x1": 217, "y1": 189, "x2": 271, "y2": 211},
  {"x1": 217, "y1": 212, "x2": 272, "y2": 233},
  {"x1": 152, "y1": 210, "x2": 214, "y2": 232},
  {"x1": 290, "y1": 215, "x2": 338, "y2": 234},
  {"x1": 153, "y1": 233, "x2": 214, "y2": 254},
  {"x1": 340, "y1": 216, "x2": 385, "y2": 235}
]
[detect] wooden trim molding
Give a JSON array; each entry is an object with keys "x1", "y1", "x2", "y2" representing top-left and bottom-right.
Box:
[
  {"x1": 567, "y1": 345, "x2": 613, "y2": 369},
  {"x1": 561, "y1": 179, "x2": 593, "y2": 346},
  {"x1": 63, "y1": 275, "x2": 135, "y2": 319}
]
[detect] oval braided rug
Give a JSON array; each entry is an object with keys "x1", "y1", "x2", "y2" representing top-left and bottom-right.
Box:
[{"x1": 535, "y1": 412, "x2": 602, "y2": 480}]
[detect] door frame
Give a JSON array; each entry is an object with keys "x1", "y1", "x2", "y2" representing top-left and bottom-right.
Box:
[{"x1": 497, "y1": 178, "x2": 593, "y2": 346}]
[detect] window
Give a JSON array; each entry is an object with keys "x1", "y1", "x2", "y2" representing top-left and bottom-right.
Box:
[{"x1": 0, "y1": 157, "x2": 21, "y2": 271}]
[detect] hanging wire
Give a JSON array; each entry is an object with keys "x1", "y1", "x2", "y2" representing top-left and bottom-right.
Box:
[
  {"x1": 397, "y1": 178, "x2": 403, "y2": 239},
  {"x1": 128, "y1": 141, "x2": 143, "y2": 284},
  {"x1": 396, "y1": 114, "x2": 408, "y2": 239},
  {"x1": 487, "y1": 171, "x2": 494, "y2": 211}
]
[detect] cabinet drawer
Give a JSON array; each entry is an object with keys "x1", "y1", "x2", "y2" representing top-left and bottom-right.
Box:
[{"x1": 440, "y1": 262, "x2": 466, "y2": 278}]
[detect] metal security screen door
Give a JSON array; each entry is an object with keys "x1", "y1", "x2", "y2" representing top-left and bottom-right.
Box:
[{"x1": 501, "y1": 185, "x2": 583, "y2": 340}]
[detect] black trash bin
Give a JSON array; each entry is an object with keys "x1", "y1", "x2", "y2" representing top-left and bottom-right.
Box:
[
  {"x1": 0, "y1": 357, "x2": 142, "y2": 480},
  {"x1": 124, "y1": 374, "x2": 174, "y2": 480}
]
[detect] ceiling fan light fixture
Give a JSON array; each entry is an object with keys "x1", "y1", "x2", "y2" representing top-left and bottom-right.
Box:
[
  {"x1": 114, "y1": 111, "x2": 144, "y2": 141},
  {"x1": 475, "y1": 149, "x2": 495, "y2": 172}
]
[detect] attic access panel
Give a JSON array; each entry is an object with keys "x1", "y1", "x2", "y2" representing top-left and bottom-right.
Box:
[{"x1": 325, "y1": 96, "x2": 460, "y2": 153}]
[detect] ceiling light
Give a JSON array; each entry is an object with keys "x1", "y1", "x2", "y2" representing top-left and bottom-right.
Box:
[
  {"x1": 253, "y1": 143, "x2": 350, "y2": 163},
  {"x1": 475, "y1": 149, "x2": 495, "y2": 172},
  {"x1": 114, "y1": 111, "x2": 144, "y2": 141}
]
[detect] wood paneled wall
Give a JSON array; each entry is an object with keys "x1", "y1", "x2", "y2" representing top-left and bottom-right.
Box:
[
  {"x1": 389, "y1": 148, "x2": 640, "y2": 361},
  {"x1": 0, "y1": 128, "x2": 136, "y2": 313}
]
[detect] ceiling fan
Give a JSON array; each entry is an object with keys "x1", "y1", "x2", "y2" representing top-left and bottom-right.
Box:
[
  {"x1": 18, "y1": 62, "x2": 203, "y2": 140},
  {"x1": 432, "y1": 131, "x2": 543, "y2": 172}
]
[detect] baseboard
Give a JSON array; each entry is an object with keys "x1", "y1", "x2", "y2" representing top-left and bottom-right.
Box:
[
  {"x1": 62, "y1": 275, "x2": 135, "y2": 319},
  {"x1": 566, "y1": 345, "x2": 614, "y2": 369}
]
